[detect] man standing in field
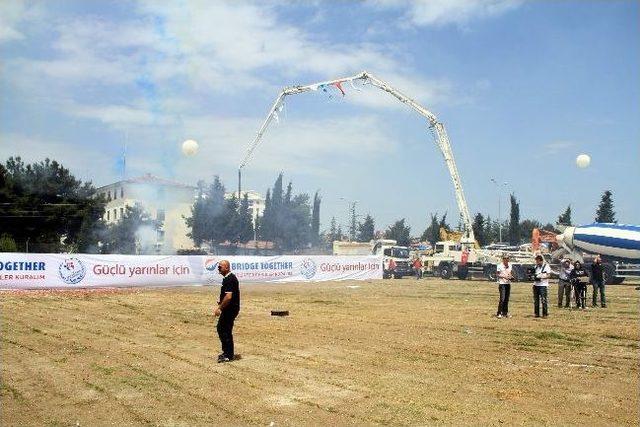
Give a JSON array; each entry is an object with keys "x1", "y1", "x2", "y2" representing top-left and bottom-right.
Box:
[
  {"x1": 533, "y1": 254, "x2": 551, "y2": 318},
  {"x1": 496, "y1": 254, "x2": 512, "y2": 318},
  {"x1": 591, "y1": 255, "x2": 606, "y2": 308},
  {"x1": 214, "y1": 260, "x2": 240, "y2": 363}
]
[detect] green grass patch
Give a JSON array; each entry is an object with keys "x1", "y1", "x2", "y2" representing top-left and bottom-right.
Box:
[
  {"x1": 0, "y1": 382, "x2": 25, "y2": 401},
  {"x1": 83, "y1": 380, "x2": 105, "y2": 393},
  {"x1": 91, "y1": 363, "x2": 115, "y2": 375}
]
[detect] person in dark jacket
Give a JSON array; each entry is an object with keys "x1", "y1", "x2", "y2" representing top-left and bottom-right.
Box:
[
  {"x1": 571, "y1": 261, "x2": 588, "y2": 309},
  {"x1": 214, "y1": 260, "x2": 240, "y2": 363},
  {"x1": 590, "y1": 255, "x2": 606, "y2": 308}
]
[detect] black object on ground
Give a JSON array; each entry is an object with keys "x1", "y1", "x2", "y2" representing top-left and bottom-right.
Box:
[{"x1": 271, "y1": 310, "x2": 289, "y2": 316}]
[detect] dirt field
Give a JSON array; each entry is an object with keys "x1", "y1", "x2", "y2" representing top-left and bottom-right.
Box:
[{"x1": 1, "y1": 279, "x2": 639, "y2": 426}]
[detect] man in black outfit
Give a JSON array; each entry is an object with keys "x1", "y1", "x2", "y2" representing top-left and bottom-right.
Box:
[
  {"x1": 214, "y1": 260, "x2": 240, "y2": 363},
  {"x1": 590, "y1": 255, "x2": 606, "y2": 308}
]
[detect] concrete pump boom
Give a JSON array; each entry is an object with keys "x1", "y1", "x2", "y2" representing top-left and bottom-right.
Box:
[{"x1": 239, "y1": 71, "x2": 475, "y2": 243}]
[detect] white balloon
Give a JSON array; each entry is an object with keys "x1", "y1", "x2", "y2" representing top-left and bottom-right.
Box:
[
  {"x1": 576, "y1": 153, "x2": 591, "y2": 168},
  {"x1": 182, "y1": 139, "x2": 199, "y2": 156}
]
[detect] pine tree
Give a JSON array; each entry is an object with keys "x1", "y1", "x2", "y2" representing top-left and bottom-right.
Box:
[
  {"x1": 311, "y1": 191, "x2": 321, "y2": 245},
  {"x1": 328, "y1": 216, "x2": 341, "y2": 242},
  {"x1": 384, "y1": 219, "x2": 411, "y2": 246},
  {"x1": 472, "y1": 213, "x2": 487, "y2": 246},
  {"x1": 238, "y1": 194, "x2": 254, "y2": 243},
  {"x1": 557, "y1": 205, "x2": 572, "y2": 226},
  {"x1": 357, "y1": 214, "x2": 375, "y2": 242},
  {"x1": 508, "y1": 193, "x2": 521, "y2": 245},
  {"x1": 421, "y1": 213, "x2": 441, "y2": 244},
  {"x1": 349, "y1": 202, "x2": 357, "y2": 241},
  {"x1": 595, "y1": 190, "x2": 616, "y2": 223}
]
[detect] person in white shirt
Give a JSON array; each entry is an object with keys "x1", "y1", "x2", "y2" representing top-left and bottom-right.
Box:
[
  {"x1": 558, "y1": 259, "x2": 574, "y2": 308},
  {"x1": 533, "y1": 254, "x2": 551, "y2": 317},
  {"x1": 496, "y1": 254, "x2": 513, "y2": 318}
]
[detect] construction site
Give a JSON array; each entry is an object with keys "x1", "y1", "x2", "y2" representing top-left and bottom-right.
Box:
[{"x1": 2, "y1": 280, "x2": 638, "y2": 425}]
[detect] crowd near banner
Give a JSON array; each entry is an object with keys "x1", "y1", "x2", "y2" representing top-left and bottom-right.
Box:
[{"x1": 0, "y1": 254, "x2": 383, "y2": 289}]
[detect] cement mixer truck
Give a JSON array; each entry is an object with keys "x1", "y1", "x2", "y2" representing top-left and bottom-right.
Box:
[{"x1": 555, "y1": 223, "x2": 640, "y2": 284}]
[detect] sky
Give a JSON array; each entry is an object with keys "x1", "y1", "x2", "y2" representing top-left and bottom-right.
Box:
[{"x1": 1, "y1": 0, "x2": 638, "y2": 235}]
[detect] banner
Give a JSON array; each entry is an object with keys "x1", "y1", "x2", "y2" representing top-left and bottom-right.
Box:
[{"x1": 0, "y1": 254, "x2": 383, "y2": 289}]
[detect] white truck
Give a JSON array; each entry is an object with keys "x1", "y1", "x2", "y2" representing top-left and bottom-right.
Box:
[
  {"x1": 371, "y1": 239, "x2": 413, "y2": 279},
  {"x1": 333, "y1": 239, "x2": 413, "y2": 279}
]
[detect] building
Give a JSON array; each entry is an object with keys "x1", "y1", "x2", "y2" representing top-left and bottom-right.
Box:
[
  {"x1": 96, "y1": 174, "x2": 197, "y2": 254},
  {"x1": 224, "y1": 190, "x2": 266, "y2": 226}
]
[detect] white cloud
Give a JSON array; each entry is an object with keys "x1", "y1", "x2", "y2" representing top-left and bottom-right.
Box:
[
  {"x1": 6, "y1": 1, "x2": 452, "y2": 106},
  {"x1": 367, "y1": 0, "x2": 523, "y2": 27},
  {"x1": 542, "y1": 140, "x2": 575, "y2": 155},
  {"x1": 173, "y1": 114, "x2": 395, "y2": 178},
  {"x1": 0, "y1": 1, "x2": 28, "y2": 42}
]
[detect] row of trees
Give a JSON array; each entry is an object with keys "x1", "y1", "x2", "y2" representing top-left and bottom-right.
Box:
[
  {"x1": 257, "y1": 174, "x2": 321, "y2": 251},
  {"x1": 0, "y1": 156, "x2": 620, "y2": 253},
  {"x1": 186, "y1": 173, "x2": 322, "y2": 252},
  {"x1": 333, "y1": 190, "x2": 618, "y2": 248},
  {"x1": 186, "y1": 177, "x2": 254, "y2": 248}
]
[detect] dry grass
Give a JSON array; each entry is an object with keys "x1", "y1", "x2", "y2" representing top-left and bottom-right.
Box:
[{"x1": 1, "y1": 279, "x2": 639, "y2": 426}]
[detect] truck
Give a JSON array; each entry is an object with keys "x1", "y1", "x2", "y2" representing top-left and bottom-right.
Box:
[
  {"x1": 555, "y1": 223, "x2": 640, "y2": 285},
  {"x1": 371, "y1": 239, "x2": 413, "y2": 279},
  {"x1": 332, "y1": 239, "x2": 413, "y2": 279}
]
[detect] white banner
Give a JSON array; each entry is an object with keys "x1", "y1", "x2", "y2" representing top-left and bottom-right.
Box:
[{"x1": 0, "y1": 254, "x2": 382, "y2": 289}]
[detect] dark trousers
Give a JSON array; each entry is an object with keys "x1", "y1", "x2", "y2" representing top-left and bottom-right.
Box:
[
  {"x1": 497, "y1": 283, "x2": 511, "y2": 315},
  {"x1": 592, "y1": 279, "x2": 606, "y2": 307},
  {"x1": 533, "y1": 286, "x2": 548, "y2": 317},
  {"x1": 217, "y1": 310, "x2": 238, "y2": 358},
  {"x1": 574, "y1": 283, "x2": 586, "y2": 309},
  {"x1": 414, "y1": 267, "x2": 422, "y2": 279},
  {"x1": 558, "y1": 279, "x2": 572, "y2": 307}
]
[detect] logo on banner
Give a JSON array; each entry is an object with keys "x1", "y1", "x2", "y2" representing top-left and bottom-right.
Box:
[
  {"x1": 300, "y1": 257, "x2": 317, "y2": 279},
  {"x1": 203, "y1": 258, "x2": 220, "y2": 283},
  {"x1": 58, "y1": 257, "x2": 86, "y2": 285}
]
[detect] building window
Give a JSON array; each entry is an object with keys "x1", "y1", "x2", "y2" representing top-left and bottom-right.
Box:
[
  {"x1": 157, "y1": 209, "x2": 165, "y2": 222},
  {"x1": 114, "y1": 208, "x2": 117, "y2": 220},
  {"x1": 107, "y1": 211, "x2": 110, "y2": 221},
  {"x1": 107, "y1": 191, "x2": 111, "y2": 201},
  {"x1": 114, "y1": 189, "x2": 117, "y2": 200},
  {"x1": 120, "y1": 187, "x2": 124, "y2": 198},
  {"x1": 120, "y1": 207, "x2": 124, "y2": 218}
]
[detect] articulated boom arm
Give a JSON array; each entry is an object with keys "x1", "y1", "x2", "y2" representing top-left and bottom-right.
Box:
[{"x1": 239, "y1": 71, "x2": 475, "y2": 242}]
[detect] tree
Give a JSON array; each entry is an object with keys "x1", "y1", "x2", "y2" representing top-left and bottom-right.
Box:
[
  {"x1": 595, "y1": 190, "x2": 616, "y2": 223},
  {"x1": 221, "y1": 194, "x2": 241, "y2": 242},
  {"x1": 421, "y1": 213, "x2": 441, "y2": 244},
  {"x1": 557, "y1": 205, "x2": 572, "y2": 226},
  {"x1": 311, "y1": 191, "x2": 321, "y2": 245},
  {"x1": 0, "y1": 157, "x2": 106, "y2": 252},
  {"x1": 257, "y1": 174, "x2": 313, "y2": 251},
  {"x1": 237, "y1": 194, "x2": 254, "y2": 243},
  {"x1": 385, "y1": 219, "x2": 411, "y2": 246},
  {"x1": 102, "y1": 204, "x2": 159, "y2": 254},
  {"x1": 327, "y1": 216, "x2": 342, "y2": 243},
  {"x1": 508, "y1": 193, "x2": 521, "y2": 245},
  {"x1": 185, "y1": 176, "x2": 226, "y2": 248},
  {"x1": 472, "y1": 213, "x2": 487, "y2": 247},
  {"x1": 357, "y1": 214, "x2": 375, "y2": 242},
  {"x1": 348, "y1": 202, "x2": 357, "y2": 242}
]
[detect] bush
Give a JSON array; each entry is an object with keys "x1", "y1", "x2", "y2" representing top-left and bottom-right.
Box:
[{"x1": 0, "y1": 234, "x2": 18, "y2": 252}]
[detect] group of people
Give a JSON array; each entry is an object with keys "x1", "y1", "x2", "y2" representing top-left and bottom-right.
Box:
[
  {"x1": 212, "y1": 255, "x2": 608, "y2": 363},
  {"x1": 496, "y1": 254, "x2": 606, "y2": 318}
]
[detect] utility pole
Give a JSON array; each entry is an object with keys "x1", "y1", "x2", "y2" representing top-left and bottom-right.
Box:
[{"x1": 490, "y1": 179, "x2": 508, "y2": 243}]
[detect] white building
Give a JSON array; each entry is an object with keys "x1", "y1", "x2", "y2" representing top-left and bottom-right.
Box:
[
  {"x1": 97, "y1": 174, "x2": 197, "y2": 253},
  {"x1": 224, "y1": 190, "x2": 265, "y2": 226}
]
